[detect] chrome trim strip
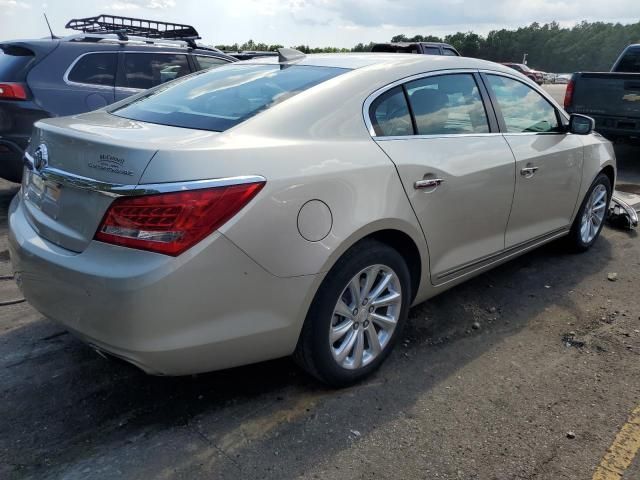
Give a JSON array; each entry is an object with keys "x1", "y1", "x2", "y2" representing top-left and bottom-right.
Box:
[
  {"x1": 435, "y1": 226, "x2": 570, "y2": 282},
  {"x1": 25, "y1": 160, "x2": 265, "y2": 198},
  {"x1": 374, "y1": 132, "x2": 503, "y2": 141}
]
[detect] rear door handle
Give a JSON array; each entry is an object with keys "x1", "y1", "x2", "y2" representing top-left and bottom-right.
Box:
[
  {"x1": 414, "y1": 178, "x2": 445, "y2": 189},
  {"x1": 520, "y1": 166, "x2": 539, "y2": 177}
]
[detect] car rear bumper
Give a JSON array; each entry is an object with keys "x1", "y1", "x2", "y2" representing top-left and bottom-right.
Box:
[
  {"x1": 8, "y1": 194, "x2": 318, "y2": 375},
  {"x1": 589, "y1": 115, "x2": 640, "y2": 140}
]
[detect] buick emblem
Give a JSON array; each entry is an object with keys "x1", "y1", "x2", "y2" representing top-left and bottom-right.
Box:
[{"x1": 33, "y1": 144, "x2": 48, "y2": 172}]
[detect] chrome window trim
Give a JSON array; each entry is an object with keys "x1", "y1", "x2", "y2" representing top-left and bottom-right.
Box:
[
  {"x1": 374, "y1": 133, "x2": 503, "y2": 141},
  {"x1": 363, "y1": 68, "x2": 494, "y2": 139},
  {"x1": 63, "y1": 51, "x2": 119, "y2": 90},
  {"x1": 24, "y1": 152, "x2": 265, "y2": 198}
]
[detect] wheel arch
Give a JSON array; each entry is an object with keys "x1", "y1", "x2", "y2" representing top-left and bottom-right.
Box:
[
  {"x1": 316, "y1": 221, "x2": 429, "y2": 304},
  {"x1": 601, "y1": 165, "x2": 615, "y2": 189}
]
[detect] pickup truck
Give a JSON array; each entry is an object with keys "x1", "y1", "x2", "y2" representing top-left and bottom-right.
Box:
[{"x1": 565, "y1": 44, "x2": 640, "y2": 141}]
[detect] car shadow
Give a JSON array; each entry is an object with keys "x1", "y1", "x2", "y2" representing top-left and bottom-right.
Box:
[{"x1": 0, "y1": 225, "x2": 614, "y2": 479}]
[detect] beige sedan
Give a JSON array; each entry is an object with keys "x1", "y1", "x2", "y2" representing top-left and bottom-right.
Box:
[{"x1": 10, "y1": 51, "x2": 615, "y2": 386}]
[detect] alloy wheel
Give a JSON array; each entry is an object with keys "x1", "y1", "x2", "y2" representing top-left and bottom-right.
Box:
[
  {"x1": 580, "y1": 184, "x2": 608, "y2": 244},
  {"x1": 329, "y1": 264, "x2": 402, "y2": 370}
]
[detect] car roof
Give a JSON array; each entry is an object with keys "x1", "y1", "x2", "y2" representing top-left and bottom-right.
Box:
[
  {"x1": 240, "y1": 52, "x2": 514, "y2": 73},
  {"x1": 1, "y1": 36, "x2": 230, "y2": 56}
]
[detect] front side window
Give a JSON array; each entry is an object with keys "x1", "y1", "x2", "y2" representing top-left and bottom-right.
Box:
[
  {"x1": 68, "y1": 53, "x2": 117, "y2": 86},
  {"x1": 487, "y1": 75, "x2": 560, "y2": 133},
  {"x1": 443, "y1": 48, "x2": 458, "y2": 56},
  {"x1": 195, "y1": 55, "x2": 229, "y2": 71},
  {"x1": 369, "y1": 86, "x2": 413, "y2": 136},
  {"x1": 114, "y1": 64, "x2": 347, "y2": 132},
  {"x1": 406, "y1": 74, "x2": 490, "y2": 135},
  {"x1": 119, "y1": 53, "x2": 190, "y2": 90}
]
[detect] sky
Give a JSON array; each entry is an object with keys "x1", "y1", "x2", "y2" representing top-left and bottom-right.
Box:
[{"x1": 0, "y1": 0, "x2": 639, "y2": 48}]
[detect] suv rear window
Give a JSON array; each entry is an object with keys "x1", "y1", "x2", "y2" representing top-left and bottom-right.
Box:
[
  {"x1": 113, "y1": 64, "x2": 347, "y2": 132},
  {"x1": 68, "y1": 53, "x2": 117, "y2": 86},
  {"x1": 0, "y1": 45, "x2": 34, "y2": 81}
]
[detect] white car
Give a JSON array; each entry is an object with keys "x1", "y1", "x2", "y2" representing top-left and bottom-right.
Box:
[{"x1": 10, "y1": 51, "x2": 615, "y2": 386}]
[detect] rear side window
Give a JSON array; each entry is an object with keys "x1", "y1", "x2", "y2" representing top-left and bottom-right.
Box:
[
  {"x1": 194, "y1": 56, "x2": 228, "y2": 71},
  {"x1": 615, "y1": 48, "x2": 640, "y2": 73},
  {"x1": 423, "y1": 47, "x2": 441, "y2": 55},
  {"x1": 120, "y1": 53, "x2": 190, "y2": 90},
  {"x1": 68, "y1": 53, "x2": 116, "y2": 86},
  {"x1": 406, "y1": 74, "x2": 489, "y2": 135},
  {"x1": 370, "y1": 86, "x2": 413, "y2": 136},
  {"x1": 113, "y1": 64, "x2": 347, "y2": 132},
  {"x1": 487, "y1": 75, "x2": 559, "y2": 133},
  {"x1": 0, "y1": 45, "x2": 34, "y2": 81}
]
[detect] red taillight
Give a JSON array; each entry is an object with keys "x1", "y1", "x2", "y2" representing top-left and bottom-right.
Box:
[
  {"x1": 0, "y1": 82, "x2": 28, "y2": 100},
  {"x1": 564, "y1": 79, "x2": 575, "y2": 109},
  {"x1": 95, "y1": 182, "x2": 265, "y2": 256}
]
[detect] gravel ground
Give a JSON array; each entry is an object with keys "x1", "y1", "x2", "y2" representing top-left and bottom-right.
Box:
[{"x1": 1, "y1": 90, "x2": 640, "y2": 479}]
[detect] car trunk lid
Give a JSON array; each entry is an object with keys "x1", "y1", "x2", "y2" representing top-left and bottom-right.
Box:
[{"x1": 22, "y1": 111, "x2": 220, "y2": 252}]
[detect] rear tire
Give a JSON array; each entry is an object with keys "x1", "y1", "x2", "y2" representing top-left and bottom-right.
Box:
[
  {"x1": 294, "y1": 239, "x2": 411, "y2": 387},
  {"x1": 567, "y1": 173, "x2": 611, "y2": 252}
]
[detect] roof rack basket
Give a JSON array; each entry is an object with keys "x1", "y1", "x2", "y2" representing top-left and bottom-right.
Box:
[{"x1": 65, "y1": 14, "x2": 201, "y2": 46}]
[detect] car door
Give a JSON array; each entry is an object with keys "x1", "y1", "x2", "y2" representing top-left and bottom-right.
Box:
[
  {"x1": 115, "y1": 52, "x2": 192, "y2": 101},
  {"x1": 368, "y1": 72, "x2": 516, "y2": 283},
  {"x1": 482, "y1": 73, "x2": 583, "y2": 248}
]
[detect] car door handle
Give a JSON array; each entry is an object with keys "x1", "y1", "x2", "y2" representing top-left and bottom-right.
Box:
[
  {"x1": 520, "y1": 166, "x2": 539, "y2": 177},
  {"x1": 414, "y1": 178, "x2": 445, "y2": 190}
]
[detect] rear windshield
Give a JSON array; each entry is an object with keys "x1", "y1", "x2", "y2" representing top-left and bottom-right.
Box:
[
  {"x1": 0, "y1": 45, "x2": 34, "y2": 81},
  {"x1": 113, "y1": 64, "x2": 347, "y2": 132},
  {"x1": 615, "y1": 48, "x2": 640, "y2": 73}
]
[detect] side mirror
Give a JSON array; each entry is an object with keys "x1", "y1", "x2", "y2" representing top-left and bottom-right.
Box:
[{"x1": 569, "y1": 114, "x2": 595, "y2": 135}]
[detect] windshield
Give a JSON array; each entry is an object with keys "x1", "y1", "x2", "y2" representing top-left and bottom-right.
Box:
[{"x1": 113, "y1": 64, "x2": 348, "y2": 132}]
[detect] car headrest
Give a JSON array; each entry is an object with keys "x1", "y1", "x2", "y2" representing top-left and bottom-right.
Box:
[{"x1": 410, "y1": 89, "x2": 448, "y2": 116}]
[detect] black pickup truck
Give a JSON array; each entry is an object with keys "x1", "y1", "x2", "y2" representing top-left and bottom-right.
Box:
[{"x1": 565, "y1": 44, "x2": 640, "y2": 141}]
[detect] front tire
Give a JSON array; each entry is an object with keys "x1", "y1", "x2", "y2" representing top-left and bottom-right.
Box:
[
  {"x1": 294, "y1": 239, "x2": 411, "y2": 387},
  {"x1": 568, "y1": 173, "x2": 611, "y2": 252}
]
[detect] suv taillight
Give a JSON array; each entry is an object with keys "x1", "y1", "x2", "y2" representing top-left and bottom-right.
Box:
[
  {"x1": 95, "y1": 182, "x2": 265, "y2": 256},
  {"x1": 0, "y1": 82, "x2": 28, "y2": 100},
  {"x1": 564, "y1": 78, "x2": 575, "y2": 109}
]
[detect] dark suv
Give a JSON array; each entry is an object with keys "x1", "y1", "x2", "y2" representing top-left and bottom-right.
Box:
[
  {"x1": 0, "y1": 15, "x2": 235, "y2": 182},
  {"x1": 371, "y1": 42, "x2": 460, "y2": 56}
]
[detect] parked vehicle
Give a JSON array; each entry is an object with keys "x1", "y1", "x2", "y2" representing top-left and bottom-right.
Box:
[
  {"x1": 9, "y1": 51, "x2": 615, "y2": 386},
  {"x1": 371, "y1": 42, "x2": 460, "y2": 56},
  {"x1": 0, "y1": 15, "x2": 236, "y2": 182},
  {"x1": 565, "y1": 44, "x2": 640, "y2": 142},
  {"x1": 225, "y1": 51, "x2": 279, "y2": 60},
  {"x1": 501, "y1": 63, "x2": 544, "y2": 85},
  {"x1": 554, "y1": 74, "x2": 571, "y2": 84}
]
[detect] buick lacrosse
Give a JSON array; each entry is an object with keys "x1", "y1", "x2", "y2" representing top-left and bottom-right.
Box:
[{"x1": 9, "y1": 51, "x2": 615, "y2": 386}]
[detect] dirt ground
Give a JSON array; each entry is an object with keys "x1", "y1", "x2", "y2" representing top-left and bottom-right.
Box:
[{"x1": 1, "y1": 86, "x2": 640, "y2": 479}]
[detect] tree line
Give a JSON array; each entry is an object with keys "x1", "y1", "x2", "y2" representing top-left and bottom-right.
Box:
[{"x1": 214, "y1": 20, "x2": 640, "y2": 72}]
